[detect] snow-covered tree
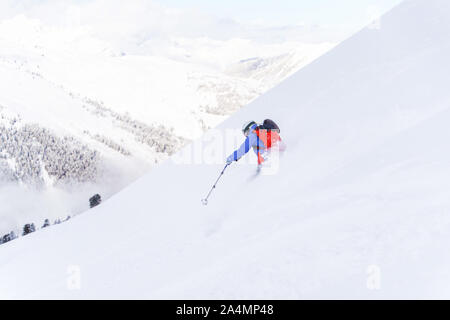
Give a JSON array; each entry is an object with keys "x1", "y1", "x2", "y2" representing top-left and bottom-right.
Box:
[
  {"x1": 42, "y1": 219, "x2": 50, "y2": 228},
  {"x1": 1, "y1": 231, "x2": 17, "y2": 244},
  {"x1": 22, "y1": 223, "x2": 36, "y2": 236},
  {"x1": 89, "y1": 194, "x2": 102, "y2": 208}
]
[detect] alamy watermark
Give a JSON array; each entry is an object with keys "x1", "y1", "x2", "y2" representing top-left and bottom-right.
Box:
[{"x1": 170, "y1": 128, "x2": 285, "y2": 175}]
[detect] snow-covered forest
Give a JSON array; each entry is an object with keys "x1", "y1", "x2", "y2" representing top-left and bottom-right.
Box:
[{"x1": 0, "y1": 116, "x2": 99, "y2": 186}]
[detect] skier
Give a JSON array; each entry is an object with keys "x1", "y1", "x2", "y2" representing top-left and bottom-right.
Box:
[
  {"x1": 202, "y1": 119, "x2": 284, "y2": 205},
  {"x1": 226, "y1": 119, "x2": 285, "y2": 167}
]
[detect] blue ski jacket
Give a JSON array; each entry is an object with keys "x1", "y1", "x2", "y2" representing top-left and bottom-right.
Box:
[{"x1": 226, "y1": 124, "x2": 265, "y2": 163}]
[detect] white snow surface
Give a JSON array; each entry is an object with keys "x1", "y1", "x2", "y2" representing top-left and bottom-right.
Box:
[{"x1": 1, "y1": 0, "x2": 450, "y2": 299}]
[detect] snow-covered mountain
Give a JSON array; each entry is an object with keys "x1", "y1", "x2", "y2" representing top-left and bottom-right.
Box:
[
  {"x1": 0, "y1": 14, "x2": 334, "y2": 233},
  {"x1": 225, "y1": 44, "x2": 333, "y2": 92},
  {"x1": 3, "y1": 0, "x2": 450, "y2": 299}
]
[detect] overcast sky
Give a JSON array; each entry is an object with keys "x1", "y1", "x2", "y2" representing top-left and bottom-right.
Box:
[
  {"x1": 162, "y1": 0, "x2": 403, "y2": 27},
  {"x1": 0, "y1": 0, "x2": 404, "y2": 43}
]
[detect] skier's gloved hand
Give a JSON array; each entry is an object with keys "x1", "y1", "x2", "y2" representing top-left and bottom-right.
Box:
[{"x1": 226, "y1": 155, "x2": 235, "y2": 165}]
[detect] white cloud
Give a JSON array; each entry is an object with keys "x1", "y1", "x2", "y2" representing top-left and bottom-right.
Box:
[{"x1": 0, "y1": 0, "x2": 345, "y2": 44}]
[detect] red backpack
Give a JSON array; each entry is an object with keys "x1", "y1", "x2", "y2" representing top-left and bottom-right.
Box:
[
  {"x1": 255, "y1": 128, "x2": 281, "y2": 149},
  {"x1": 254, "y1": 119, "x2": 281, "y2": 164}
]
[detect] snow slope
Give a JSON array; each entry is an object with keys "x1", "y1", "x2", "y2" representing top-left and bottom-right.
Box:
[{"x1": 2, "y1": 0, "x2": 450, "y2": 299}]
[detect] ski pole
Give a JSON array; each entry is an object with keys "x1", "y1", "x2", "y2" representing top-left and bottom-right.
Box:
[{"x1": 201, "y1": 164, "x2": 230, "y2": 206}]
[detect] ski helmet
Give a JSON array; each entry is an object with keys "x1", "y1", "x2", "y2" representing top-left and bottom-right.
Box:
[{"x1": 242, "y1": 120, "x2": 257, "y2": 136}]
